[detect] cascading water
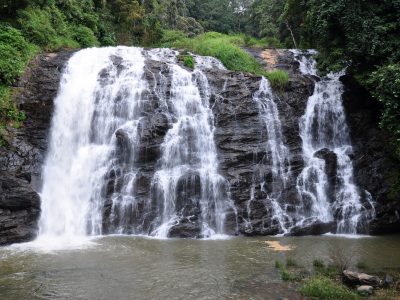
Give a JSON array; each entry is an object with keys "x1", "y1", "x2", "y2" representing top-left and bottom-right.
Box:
[
  {"x1": 291, "y1": 50, "x2": 375, "y2": 234},
  {"x1": 38, "y1": 47, "x2": 235, "y2": 242},
  {"x1": 247, "y1": 77, "x2": 292, "y2": 234},
  {"x1": 149, "y1": 53, "x2": 235, "y2": 238},
  {"x1": 39, "y1": 47, "x2": 148, "y2": 241}
]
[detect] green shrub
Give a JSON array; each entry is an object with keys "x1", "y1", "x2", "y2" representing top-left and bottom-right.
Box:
[
  {"x1": 0, "y1": 44, "x2": 24, "y2": 85},
  {"x1": 301, "y1": 276, "x2": 358, "y2": 300},
  {"x1": 160, "y1": 30, "x2": 188, "y2": 46},
  {"x1": 286, "y1": 257, "x2": 298, "y2": 267},
  {"x1": 0, "y1": 85, "x2": 11, "y2": 115},
  {"x1": 18, "y1": 7, "x2": 58, "y2": 47},
  {"x1": 72, "y1": 25, "x2": 99, "y2": 47},
  {"x1": 183, "y1": 55, "x2": 195, "y2": 69},
  {"x1": 281, "y1": 268, "x2": 298, "y2": 281},
  {"x1": 367, "y1": 64, "x2": 400, "y2": 158},
  {"x1": 313, "y1": 259, "x2": 325, "y2": 269},
  {"x1": 18, "y1": 6, "x2": 80, "y2": 50},
  {"x1": 0, "y1": 25, "x2": 36, "y2": 85},
  {"x1": 265, "y1": 70, "x2": 289, "y2": 90},
  {"x1": 0, "y1": 84, "x2": 26, "y2": 131},
  {"x1": 0, "y1": 25, "x2": 36, "y2": 60}
]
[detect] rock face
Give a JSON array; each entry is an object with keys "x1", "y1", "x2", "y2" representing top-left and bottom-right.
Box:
[
  {"x1": 0, "y1": 172, "x2": 41, "y2": 245},
  {"x1": 0, "y1": 51, "x2": 75, "y2": 245},
  {"x1": 343, "y1": 270, "x2": 382, "y2": 287},
  {"x1": 0, "y1": 48, "x2": 399, "y2": 244}
]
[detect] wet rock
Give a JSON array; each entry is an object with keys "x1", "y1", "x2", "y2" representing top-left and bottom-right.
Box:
[
  {"x1": 369, "y1": 201, "x2": 400, "y2": 235},
  {"x1": 175, "y1": 172, "x2": 201, "y2": 217},
  {"x1": 343, "y1": 270, "x2": 382, "y2": 287},
  {"x1": 314, "y1": 148, "x2": 337, "y2": 198},
  {"x1": 384, "y1": 274, "x2": 394, "y2": 287},
  {"x1": 0, "y1": 172, "x2": 40, "y2": 245},
  {"x1": 357, "y1": 285, "x2": 374, "y2": 296},
  {"x1": 168, "y1": 222, "x2": 201, "y2": 238},
  {"x1": 0, "y1": 51, "x2": 73, "y2": 245},
  {"x1": 287, "y1": 220, "x2": 336, "y2": 236},
  {"x1": 341, "y1": 74, "x2": 399, "y2": 234}
]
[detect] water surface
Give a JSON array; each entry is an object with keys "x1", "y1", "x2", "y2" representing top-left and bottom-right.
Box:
[{"x1": 1, "y1": 235, "x2": 399, "y2": 299}]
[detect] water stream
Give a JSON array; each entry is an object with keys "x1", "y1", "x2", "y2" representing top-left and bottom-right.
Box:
[{"x1": 291, "y1": 50, "x2": 375, "y2": 233}]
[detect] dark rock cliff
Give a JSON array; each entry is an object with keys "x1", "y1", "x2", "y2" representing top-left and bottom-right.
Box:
[
  {"x1": 0, "y1": 51, "x2": 74, "y2": 245},
  {"x1": 0, "y1": 48, "x2": 398, "y2": 245}
]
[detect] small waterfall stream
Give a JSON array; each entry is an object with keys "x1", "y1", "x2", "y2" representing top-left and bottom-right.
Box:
[
  {"x1": 150, "y1": 57, "x2": 234, "y2": 238},
  {"x1": 247, "y1": 77, "x2": 292, "y2": 234},
  {"x1": 291, "y1": 50, "x2": 375, "y2": 234}
]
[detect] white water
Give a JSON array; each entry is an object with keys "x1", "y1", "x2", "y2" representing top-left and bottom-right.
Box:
[
  {"x1": 38, "y1": 47, "x2": 235, "y2": 244},
  {"x1": 150, "y1": 55, "x2": 235, "y2": 238},
  {"x1": 292, "y1": 50, "x2": 375, "y2": 233},
  {"x1": 39, "y1": 47, "x2": 148, "y2": 243},
  {"x1": 247, "y1": 77, "x2": 292, "y2": 233}
]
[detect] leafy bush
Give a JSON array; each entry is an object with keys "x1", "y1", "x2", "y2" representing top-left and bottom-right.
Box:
[
  {"x1": 18, "y1": 7, "x2": 58, "y2": 47},
  {"x1": 313, "y1": 259, "x2": 325, "y2": 269},
  {"x1": 0, "y1": 25, "x2": 36, "y2": 85},
  {"x1": 301, "y1": 276, "x2": 358, "y2": 300},
  {"x1": 367, "y1": 64, "x2": 400, "y2": 158},
  {"x1": 281, "y1": 268, "x2": 298, "y2": 281},
  {"x1": 0, "y1": 84, "x2": 26, "y2": 128},
  {"x1": 18, "y1": 6, "x2": 80, "y2": 50},
  {"x1": 160, "y1": 30, "x2": 188, "y2": 45},
  {"x1": 141, "y1": 14, "x2": 163, "y2": 47},
  {"x1": 176, "y1": 16, "x2": 204, "y2": 37},
  {"x1": 182, "y1": 55, "x2": 195, "y2": 69},
  {"x1": 72, "y1": 25, "x2": 99, "y2": 47},
  {"x1": 0, "y1": 44, "x2": 25, "y2": 85}
]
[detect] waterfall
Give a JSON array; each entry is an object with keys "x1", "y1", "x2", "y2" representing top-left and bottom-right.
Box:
[
  {"x1": 38, "y1": 47, "x2": 235, "y2": 241},
  {"x1": 149, "y1": 53, "x2": 235, "y2": 238},
  {"x1": 39, "y1": 47, "x2": 147, "y2": 240},
  {"x1": 291, "y1": 50, "x2": 375, "y2": 234},
  {"x1": 247, "y1": 77, "x2": 292, "y2": 234}
]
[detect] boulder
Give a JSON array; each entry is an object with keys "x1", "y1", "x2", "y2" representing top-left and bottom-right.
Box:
[
  {"x1": 357, "y1": 285, "x2": 374, "y2": 296},
  {"x1": 343, "y1": 270, "x2": 382, "y2": 287},
  {"x1": 287, "y1": 220, "x2": 336, "y2": 236},
  {"x1": 168, "y1": 222, "x2": 201, "y2": 238}
]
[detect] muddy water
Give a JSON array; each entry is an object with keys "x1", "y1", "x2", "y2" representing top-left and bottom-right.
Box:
[{"x1": 0, "y1": 235, "x2": 399, "y2": 299}]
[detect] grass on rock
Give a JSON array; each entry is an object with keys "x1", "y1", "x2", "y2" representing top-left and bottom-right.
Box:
[{"x1": 159, "y1": 31, "x2": 289, "y2": 90}]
